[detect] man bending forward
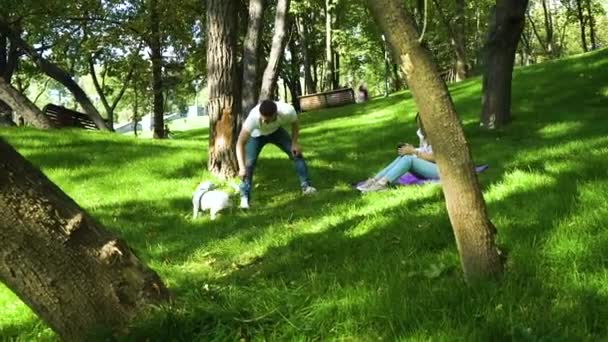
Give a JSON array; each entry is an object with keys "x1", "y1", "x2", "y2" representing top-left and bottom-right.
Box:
[{"x1": 236, "y1": 100, "x2": 317, "y2": 209}]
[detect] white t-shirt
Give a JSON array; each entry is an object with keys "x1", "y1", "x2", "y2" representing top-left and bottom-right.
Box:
[{"x1": 242, "y1": 101, "x2": 298, "y2": 137}]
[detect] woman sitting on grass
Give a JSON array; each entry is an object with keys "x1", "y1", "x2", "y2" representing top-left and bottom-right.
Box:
[{"x1": 357, "y1": 113, "x2": 438, "y2": 192}]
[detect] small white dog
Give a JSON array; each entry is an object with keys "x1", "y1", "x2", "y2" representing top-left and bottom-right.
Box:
[{"x1": 192, "y1": 181, "x2": 238, "y2": 220}]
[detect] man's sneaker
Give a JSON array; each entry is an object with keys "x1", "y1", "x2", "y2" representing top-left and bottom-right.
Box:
[
  {"x1": 239, "y1": 197, "x2": 250, "y2": 209},
  {"x1": 302, "y1": 185, "x2": 317, "y2": 195}
]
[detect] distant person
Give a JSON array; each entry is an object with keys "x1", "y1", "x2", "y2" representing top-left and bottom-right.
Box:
[
  {"x1": 357, "y1": 113, "x2": 438, "y2": 192},
  {"x1": 236, "y1": 100, "x2": 317, "y2": 209},
  {"x1": 358, "y1": 85, "x2": 369, "y2": 102},
  {"x1": 164, "y1": 124, "x2": 172, "y2": 139}
]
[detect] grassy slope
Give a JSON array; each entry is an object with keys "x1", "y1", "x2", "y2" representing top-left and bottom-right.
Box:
[{"x1": 1, "y1": 48, "x2": 607, "y2": 341}]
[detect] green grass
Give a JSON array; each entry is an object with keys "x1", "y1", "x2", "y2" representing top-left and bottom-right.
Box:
[
  {"x1": 119, "y1": 115, "x2": 209, "y2": 138},
  {"x1": 1, "y1": 48, "x2": 608, "y2": 341}
]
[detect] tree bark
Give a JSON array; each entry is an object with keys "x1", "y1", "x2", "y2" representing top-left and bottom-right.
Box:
[
  {"x1": 527, "y1": 11, "x2": 547, "y2": 55},
  {"x1": 365, "y1": 0, "x2": 503, "y2": 281},
  {"x1": 0, "y1": 139, "x2": 169, "y2": 341},
  {"x1": 433, "y1": 0, "x2": 469, "y2": 81},
  {"x1": 0, "y1": 20, "x2": 109, "y2": 131},
  {"x1": 323, "y1": 0, "x2": 335, "y2": 91},
  {"x1": 206, "y1": 0, "x2": 240, "y2": 178},
  {"x1": 432, "y1": 0, "x2": 469, "y2": 81},
  {"x1": 259, "y1": 0, "x2": 291, "y2": 101},
  {"x1": 0, "y1": 31, "x2": 18, "y2": 81},
  {"x1": 284, "y1": 34, "x2": 302, "y2": 111},
  {"x1": 453, "y1": 0, "x2": 469, "y2": 81},
  {"x1": 392, "y1": 63, "x2": 403, "y2": 90},
  {"x1": 333, "y1": 51, "x2": 340, "y2": 89},
  {"x1": 383, "y1": 39, "x2": 390, "y2": 96},
  {"x1": 541, "y1": 0, "x2": 555, "y2": 56},
  {"x1": 0, "y1": 33, "x2": 15, "y2": 126},
  {"x1": 480, "y1": 0, "x2": 528, "y2": 129},
  {"x1": 575, "y1": 0, "x2": 588, "y2": 52},
  {"x1": 586, "y1": 0, "x2": 596, "y2": 50},
  {"x1": 332, "y1": 4, "x2": 341, "y2": 89},
  {"x1": 241, "y1": 0, "x2": 266, "y2": 117},
  {"x1": 296, "y1": 15, "x2": 316, "y2": 94},
  {"x1": 0, "y1": 76, "x2": 53, "y2": 128},
  {"x1": 89, "y1": 55, "x2": 135, "y2": 131},
  {"x1": 312, "y1": 63, "x2": 318, "y2": 91},
  {"x1": 132, "y1": 84, "x2": 140, "y2": 137},
  {"x1": 148, "y1": 0, "x2": 165, "y2": 139},
  {"x1": 520, "y1": 29, "x2": 533, "y2": 65}
]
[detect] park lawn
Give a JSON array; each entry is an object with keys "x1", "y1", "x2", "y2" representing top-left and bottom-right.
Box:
[{"x1": 1, "y1": 48, "x2": 608, "y2": 341}]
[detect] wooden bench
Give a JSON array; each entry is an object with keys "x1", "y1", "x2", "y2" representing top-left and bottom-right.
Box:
[
  {"x1": 298, "y1": 88, "x2": 355, "y2": 112},
  {"x1": 42, "y1": 104, "x2": 103, "y2": 130}
]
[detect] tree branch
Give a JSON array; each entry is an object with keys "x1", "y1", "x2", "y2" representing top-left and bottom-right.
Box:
[{"x1": 526, "y1": 13, "x2": 548, "y2": 54}]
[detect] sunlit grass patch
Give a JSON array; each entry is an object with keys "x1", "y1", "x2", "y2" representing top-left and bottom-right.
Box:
[
  {"x1": 537, "y1": 121, "x2": 585, "y2": 138},
  {"x1": 485, "y1": 169, "x2": 557, "y2": 203}
]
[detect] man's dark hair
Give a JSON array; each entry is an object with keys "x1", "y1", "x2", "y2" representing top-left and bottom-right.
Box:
[{"x1": 259, "y1": 100, "x2": 277, "y2": 117}]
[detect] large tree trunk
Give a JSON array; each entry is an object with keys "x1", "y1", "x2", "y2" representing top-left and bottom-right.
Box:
[
  {"x1": 206, "y1": 0, "x2": 240, "y2": 178},
  {"x1": 383, "y1": 39, "x2": 391, "y2": 96},
  {"x1": 332, "y1": 3, "x2": 341, "y2": 89},
  {"x1": 541, "y1": 0, "x2": 555, "y2": 56},
  {"x1": 586, "y1": 0, "x2": 596, "y2": 50},
  {"x1": 333, "y1": 51, "x2": 340, "y2": 89},
  {"x1": 323, "y1": 0, "x2": 335, "y2": 91},
  {"x1": 296, "y1": 15, "x2": 316, "y2": 95},
  {"x1": 132, "y1": 85, "x2": 140, "y2": 136},
  {"x1": 284, "y1": 35, "x2": 302, "y2": 111},
  {"x1": 575, "y1": 0, "x2": 588, "y2": 52},
  {"x1": 365, "y1": 0, "x2": 503, "y2": 281},
  {"x1": 432, "y1": 0, "x2": 469, "y2": 81},
  {"x1": 0, "y1": 20, "x2": 108, "y2": 131},
  {"x1": 453, "y1": 0, "x2": 469, "y2": 81},
  {"x1": 392, "y1": 63, "x2": 403, "y2": 90},
  {"x1": 480, "y1": 0, "x2": 528, "y2": 129},
  {"x1": 0, "y1": 139, "x2": 169, "y2": 341},
  {"x1": 259, "y1": 0, "x2": 291, "y2": 101},
  {"x1": 527, "y1": 10, "x2": 547, "y2": 55},
  {"x1": 241, "y1": 0, "x2": 266, "y2": 118},
  {"x1": 148, "y1": 0, "x2": 165, "y2": 139},
  {"x1": 0, "y1": 110, "x2": 14, "y2": 127},
  {"x1": 0, "y1": 76, "x2": 53, "y2": 128},
  {"x1": 0, "y1": 30, "x2": 20, "y2": 126},
  {"x1": 473, "y1": 5, "x2": 482, "y2": 66},
  {"x1": 0, "y1": 32, "x2": 18, "y2": 81},
  {"x1": 520, "y1": 29, "x2": 534, "y2": 65}
]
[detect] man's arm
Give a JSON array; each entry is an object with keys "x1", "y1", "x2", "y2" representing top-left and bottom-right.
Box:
[
  {"x1": 290, "y1": 120, "x2": 301, "y2": 156},
  {"x1": 236, "y1": 128, "x2": 251, "y2": 177},
  {"x1": 291, "y1": 120, "x2": 300, "y2": 143}
]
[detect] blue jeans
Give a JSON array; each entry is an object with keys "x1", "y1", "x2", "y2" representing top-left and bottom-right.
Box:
[
  {"x1": 375, "y1": 155, "x2": 439, "y2": 183},
  {"x1": 239, "y1": 128, "x2": 312, "y2": 200}
]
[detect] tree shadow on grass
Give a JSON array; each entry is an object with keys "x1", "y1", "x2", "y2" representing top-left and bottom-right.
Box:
[
  {"x1": 92, "y1": 170, "x2": 366, "y2": 268},
  {"x1": 122, "y1": 188, "x2": 453, "y2": 339},
  {"x1": 126, "y1": 130, "x2": 608, "y2": 340}
]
